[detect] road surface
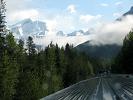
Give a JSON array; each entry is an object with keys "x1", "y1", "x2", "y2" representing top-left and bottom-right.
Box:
[{"x1": 41, "y1": 75, "x2": 133, "y2": 100}]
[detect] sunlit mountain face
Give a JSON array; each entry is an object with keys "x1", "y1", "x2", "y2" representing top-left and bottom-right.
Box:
[{"x1": 10, "y1": 19, "x2": 47, "y2": 39}]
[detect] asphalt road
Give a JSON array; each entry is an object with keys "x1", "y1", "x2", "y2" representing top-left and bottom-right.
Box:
[{"x1": 41, "y1": 75, "x2": 133, "y2": 100}]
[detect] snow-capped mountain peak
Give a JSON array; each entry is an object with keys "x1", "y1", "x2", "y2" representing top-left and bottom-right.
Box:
[{"x1": 10, "y1": 18, "x2": 48, "y2": 39}]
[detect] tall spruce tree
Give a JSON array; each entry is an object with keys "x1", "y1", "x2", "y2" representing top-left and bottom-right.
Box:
[
  {"x1": 27, "y1": 36, "x2": 36, "y2": 56},
  {"x1": 0, "y1": 1, "x2": 19, "y2": 99},
  {"x1": 0, "y1": 0, "x2": 6, "y2": 57},
  {"x1": 0, "y1": 0, "x2": 6, "y2": 72},
  {"x1": 112, "y1": 30, "x2": 133, "y2": 73},
  {"x1": 46, "y1": 42, "x2": 62, "y2": 94}
]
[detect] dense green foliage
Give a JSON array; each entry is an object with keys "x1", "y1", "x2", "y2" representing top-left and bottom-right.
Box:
[
  {"x1": 0, "y1": 35, "x2": 94, "y2": 100},
  {"x1": 112, "y1": 30, "x2": 133, "y2": 74},
  {"x1": 75, "y1": 41, "x2": 120, "y2": 74}
]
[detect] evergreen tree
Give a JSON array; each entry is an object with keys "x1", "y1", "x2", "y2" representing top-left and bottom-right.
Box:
[
  {"x1": 0, "y1": 0, "x2": 6, "y2": 80},
  {"x1": 59, "y1": 47, "x2": 67, "y2": 76},
  {"x1": 0, "y1": 0, "x2": 6, "y2": 59},
  {"x1": 55, "y1": 44, "x2": 60, "y2": 72},
  {"x1": 46, "y1": 42, "x2": 62, "y2": 94},
  {"x1": 112, "y1": 30, "x2": 133, "y2": 73},
  {"x1": 0, "y1": 33, "x2": 19, "y2": 100},
  {"x1": 15, "y1": 37, "x2": 39, "y2": 100},
  {"x1": 0, "y1": 0, "x2": 6, "y2": 36},
  {"x1": 26, "y1": 36, "x2": 36, "y2": 72},
  {"x1": 27, "y1": 36, "x2": 36, "y2": 56},
  {"x1": 19, "y1": 36, "x2": 40, "y2": 100},
  {"x1": 1, "y1": 50, "x2": 19, "y2": 100},
  {"x1": 14, "y1": 39, "x2": 26, "y2": 100},
  {"x1": 0, "y1": 1, "x2": 19, "y2": 99}
]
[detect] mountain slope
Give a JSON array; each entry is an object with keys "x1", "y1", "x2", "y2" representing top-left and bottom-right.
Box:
[
  {"x1": 75, "y1": 41, "x2": 122, "y2": 59},
  {"x1": 117, "y1": 6, "x2": 133, "y2": 21},
  {"x1": 123, "y1": 6, "x2": 133, "y2": 16}
]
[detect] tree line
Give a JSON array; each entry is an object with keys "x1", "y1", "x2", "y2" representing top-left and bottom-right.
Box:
[{"x1": 0, "y1": 34, "x2": 94, "y2": 100}]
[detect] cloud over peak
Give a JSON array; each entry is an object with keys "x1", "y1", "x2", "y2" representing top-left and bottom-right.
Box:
[
  {"x1": 67, "y1": 4, "x2": 76, "y2": 13},
  {"x1": 80, "y1": 14, "x2": 102, "y2": 23},
  {"x1": 8, "y1": 9, "x2": 39, "y2": 23},
  {"x1": 90, "y1": 15, "x2": 133, "y2": 45}
]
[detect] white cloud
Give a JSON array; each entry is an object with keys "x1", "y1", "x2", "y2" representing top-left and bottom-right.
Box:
[
  {"x1": 45, "y1": 19, "x2": 59, "y2": 36},
  {"x1": 6, "y1": 0, "x2": 31, "y2": 11},
  {"x1": 33, "y1": 13, "x2": 103, "y2": 47},
  {"x1": 44, "y1": 14, "x2": 78, "y2": 35},
  {"x1": 80, "y1": 14, "x2": 102, "y2": 23},
  {"x1": 90, "y1": 15, "x2": 133, "y2": 45},
  {"x1": 115, "y1": 1, "x2": 123, "y2": 6},
  {"x1": 43, "y1": 13, "x2": 102, "y2": 36},
  {"x1": 34, "y1": 35, "x2": 93, "y2": 47},
  {"x1": 80, "y1": 15, "x2": 94, "y2": 22},
  {"x1": 100, "y1": 3, "x2": 109, "y2": 7},
  {"x1": 113, "y1": 13, "x2": 121, "y2": 17},
  {"x1": 67, "y1": 4, "x2": 76, "y2": 13},
  {"x1": 7, "y1": 9, "x2": 39, "y2": 23},
  {"x1": 6, "y1": 0, "x2": 35, "y2": 24},
  {"x1": 40, "y1": 15, "x2": 133, "y2": 46},
  {"x1": 34, "y1": 14, "x2": 133, "y2": 47}
]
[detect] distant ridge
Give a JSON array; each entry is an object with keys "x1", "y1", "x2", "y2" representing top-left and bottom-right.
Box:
[
  {"x1": 123, "y1": 6, "x2": 133, "y2": 16},
  {"x1": 75, "y1": 41, "x2": 122, "y2": 59}
]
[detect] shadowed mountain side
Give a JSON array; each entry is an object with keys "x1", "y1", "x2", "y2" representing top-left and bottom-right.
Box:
[{"x1": 75, "y1": 41, "x2": 122, "y2": 59}]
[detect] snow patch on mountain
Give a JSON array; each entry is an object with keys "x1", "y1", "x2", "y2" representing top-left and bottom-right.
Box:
[
  {"x1": 10, "y1": 18, "x2": 48, "y2": 39},
  {"x1": 67, "y1": 30, "x2": 90, "y2": 36}
]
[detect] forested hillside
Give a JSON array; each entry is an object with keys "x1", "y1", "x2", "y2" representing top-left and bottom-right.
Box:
[{"x1": 75, "y1": 41, "x2": 121, "y2": 59}]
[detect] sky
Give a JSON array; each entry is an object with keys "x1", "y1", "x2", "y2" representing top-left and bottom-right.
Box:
[
  {"x1": 5, "y1": 0, "x2": 133, "y2": 46},
  {"x1": 5, "y1": 0, "x2": 132, "y2": 32}
]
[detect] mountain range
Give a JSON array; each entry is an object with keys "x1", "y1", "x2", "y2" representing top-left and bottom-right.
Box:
[
  {"x1": 67, "y1": 30, "x2": 90, "y2": 36},
  {"x1": 10, "y1": 19, "x2": 91, "y2": 40},
  {"x1": 9, "y1": 6, "x2": 133, "y2": 58},
  {"x1": 10, "y1": 6, "x2": 133, "y2": 40}
]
